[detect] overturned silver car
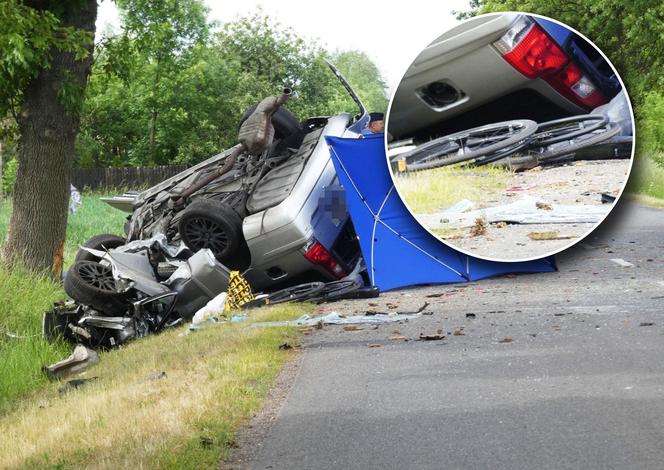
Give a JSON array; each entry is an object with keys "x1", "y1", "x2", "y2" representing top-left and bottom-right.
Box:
[
  {"x1": 103, "y1": 62, "x2": 367, "y2": 289},
  {"x1": 47, "y1": 63, "x2": 373, "y2": 348}
]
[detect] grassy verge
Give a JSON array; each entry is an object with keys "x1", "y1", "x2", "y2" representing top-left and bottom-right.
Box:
[
  {"x1": 625, "y1": 152, "x2": 664, "y2": 205},
  {"x1": 0, "y1": 192, "x2": 127, "y2": 266},
  {"x1": 394, "y1": 164, "x2": 513, "y2": 214},
  {"x1": 0, "y1": 303, "x2": 309, "y2": 469},
  {"x1": 0, "y1": 193, "x2": 127, "y2": 414},
  {"x1": 1, "y1": 192, "x2": 312, "y2": 468}
]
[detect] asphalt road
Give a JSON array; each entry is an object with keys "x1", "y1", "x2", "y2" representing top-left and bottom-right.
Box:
[{"x1": 249, "y1": 201, "x2": 664, "y2": 470}]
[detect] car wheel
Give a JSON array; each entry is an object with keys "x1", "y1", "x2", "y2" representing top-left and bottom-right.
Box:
[
  {"x1": 239, "y1": 103, "x2": 301, "y2": 139},
  {"x1": 64, "y1": 261, "x2": 127, "y2": 313},
  {"x1": 74, "y1": 234, "x2": 126, "y2": 263},
  {"x1": 178, "y1": 199, "x2": 247, "y2": 265}
]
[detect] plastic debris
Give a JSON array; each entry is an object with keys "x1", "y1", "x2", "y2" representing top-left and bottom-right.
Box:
[
  {"x1": 419, "y1": 196, "x2": 607, "y2": 229},
  {"x1": 527, "y1": 230, "x2": 575, "y2": 240},
  {"x1": 610, "y1": 258, "x2": 634, "y2": 268},
  {"x1": 418, "y1": 333, "x2": 445, "y2": 341},
  {"x1": 43, "y1": 345, "x2": 100, "y2": 380},
  {"x1": 253, "y1": 311, "x2": 424, "y2": 328},
  {"x1": 190, "y1": 292, "x2": 228, "y2": 330}
]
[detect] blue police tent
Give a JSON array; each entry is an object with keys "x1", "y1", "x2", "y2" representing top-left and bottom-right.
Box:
[{"x1": 325, "y1": 134, "x2": 556, "y2": 291}]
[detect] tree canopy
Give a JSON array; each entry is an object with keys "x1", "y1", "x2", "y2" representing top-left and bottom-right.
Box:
[
  {"x1": 456, "y1": 0, "x2": 664, "y2": 154},
  {"x1": 76, "y1": 8, "x2": 388, "y2": 168}
]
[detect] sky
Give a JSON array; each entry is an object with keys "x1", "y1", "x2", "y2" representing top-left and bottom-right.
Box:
[{"x1": 96, "y1": 0, "x2": 468, "y2": 93}]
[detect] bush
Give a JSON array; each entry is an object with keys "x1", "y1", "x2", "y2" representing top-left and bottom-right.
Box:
[
  {"x1": 640, "y1": 92, "x2": 664, "y2": 164},
  {"x1": 2, "y1": 158, "x2": 17, "y2": 195}
]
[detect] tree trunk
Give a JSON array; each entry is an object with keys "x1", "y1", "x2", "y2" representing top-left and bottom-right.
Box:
[{"x1": 3, "y1": 0, "x2": 97, "y2": 277}]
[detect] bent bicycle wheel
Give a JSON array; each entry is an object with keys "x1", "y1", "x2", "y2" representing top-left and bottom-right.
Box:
[
  {"x1": 528, "y1": 114, "x2": 608, "y2": 148},
  {"x1": 403, "y1": 119, "x2": 537, "y2": 171},
  {"x1": 267, "y1": 282, "x2": 326, "y2": 305},
  {"x1": 538, "y1": 122, "x2": 621, "y2": 162}
]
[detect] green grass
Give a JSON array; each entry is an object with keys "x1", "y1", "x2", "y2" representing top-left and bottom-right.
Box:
[
  {"x1": 626, "y1": 152, "x2": 664, "y2": 202},
  {"x1": 0, "y1": 192, "x2": 126, "y2": 413},
  {"x1": 0, "y1": 192, "x2": 127, "y2": 266},
  {"x1": 395, "y1": 165, "x2": 513, "y2": 214},
  {"x1": 0, "y1": 304, "x2": 309, "y2": 469},
  {"x1": 0, "y1": 192, "x2": 312, "y2": 468}
]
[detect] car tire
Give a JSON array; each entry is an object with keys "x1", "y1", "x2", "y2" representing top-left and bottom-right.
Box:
[
  {"x1": 74, "y1": 234, "x2": 126, "y2": 263},
  {"x1": 64, "y1": 261, "x2": 128, "y2": 314},
  {"x1": 239, "y1": 103, "x2": 301, "y2": 139},
  {"x1": 177, "y1": 199, "x2": 248, "y2": 266}
]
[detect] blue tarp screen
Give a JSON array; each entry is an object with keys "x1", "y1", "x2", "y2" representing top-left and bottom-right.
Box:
[{"x1": 326, "y1": 134, "x2": 556, "y2": 291}]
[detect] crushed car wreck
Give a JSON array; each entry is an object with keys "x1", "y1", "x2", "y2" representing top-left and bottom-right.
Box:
[
  {"x1": 45, "y1": 62, "x2": 372, "y2": 349},
  {"x1": 103, "y1": 62, "x2": 368, "y2": 289}
]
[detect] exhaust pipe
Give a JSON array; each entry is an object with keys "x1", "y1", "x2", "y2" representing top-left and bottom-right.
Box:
[{"x1": 172, "y1": 88, "x2": 293, "y2": 207}]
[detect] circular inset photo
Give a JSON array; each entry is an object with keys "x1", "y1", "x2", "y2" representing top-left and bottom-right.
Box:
[{"x1": 386, "y1": 12, "x2": 634, "y2": 262}]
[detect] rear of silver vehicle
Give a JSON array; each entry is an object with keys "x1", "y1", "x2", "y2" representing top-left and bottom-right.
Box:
[
  {"x1": 242, "y1": 113, "x2": 359, "y2": 288},
  {"x1": 389, "y1": 13, "x2": 604, "y2": 139}
]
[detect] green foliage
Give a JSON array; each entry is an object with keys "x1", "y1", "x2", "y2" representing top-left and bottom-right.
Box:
[
  {"x1": 330, "y1": 50, "x2": 388, "y2": 113},
  {"x1": 2, "y1": 158, "x2": 17, "y2": 195},
  {"x1": 457, "y1": 0, "x2": 664, "y2": 190},
  {"x1": 0, "y1": 265, "x2": 69, "y2": 415},
  {"x1": 77, "y1": 8, "x2": 388, "y2": 167},
  {"x1": 463, "y1": 0, "x2": 664, "y2": 101},
  {"x1": 0, "y1": 0, "x2": 93, "y2": 117},
  {"x1": 640, "y1": 92, "x2": 664, "y2": 158}
]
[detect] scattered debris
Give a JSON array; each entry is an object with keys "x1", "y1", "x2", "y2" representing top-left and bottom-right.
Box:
[
  {"x1": 469, "y1": 216, "x2": 488, "y2": 237},
  {"x1": 495, "y1": 221, "x2": 507, "y2": 228},
  {"x1": 601, "y1": 193, "x2": 616, "y2": 204},
  {"x1": 278, "y1": 342, "x2": 293, "y2": 350},
  {"x1": 368, "y1": 343, "x2": 382, "y2": 348},
  {"x1": 386, "y1": 303, "x2": 399, "y2": 309},
  {"x1": 452, "y1": 330, "x2": 465, "y2": 336},
  {"x1": 505, "y1": 185, "x2": 537, "y2": 193},
  {"x1": 535, "y1": 201, "x2": 553, "y2": 210},
  {"x1": 343, "y1": 325, "x2": 364, "y2": 332},
  {"x1": 527, "y1": 230, "x2": 575, "y2": 241},
  {"x1": 388, "y1": 330, "x2": 408, "y2": 341},
  {"x1": 421, "y1": 195, "x2": 607, "y2": 229},
  {"x1": 58, "y1": 377, "x2": 98, "y2": 394},
  {"x1": 418, "y1": 333, "x2": 445, "y2": 341},
  {"x1": 43, "y1": 345, "x2": 100, "y2": 380},
  {"x1": 610, "y1": 258, "x2": 634, "y2": 267},
  {"x1": 366, "y1": 302, "x2": 430, "y2": 316},
  {"x1": 498, "y1": 338, "x2": 513, "y2": 343}
]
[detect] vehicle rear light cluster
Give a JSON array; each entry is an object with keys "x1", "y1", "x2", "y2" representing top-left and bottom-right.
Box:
[
  {"x1": 493, "y1": 16, "x2": 607, "y2": 109},
  {"x1": 303, "y1": 240, "x2": 347, "y2": 278}
]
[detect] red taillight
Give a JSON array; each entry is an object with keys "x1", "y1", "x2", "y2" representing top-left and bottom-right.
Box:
[
  {"x1": 494, "y1": 17, "x2": 607, "y2": 109},
  {"x1": 547, "y1": 63, "x2": 607, "y2": 108},
  {"x1": 503, "y1": 24, "x2": 568, "y2": 78},
  {"x1": 303, "y1": 241, "x2": 347, "y2": 279}
]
